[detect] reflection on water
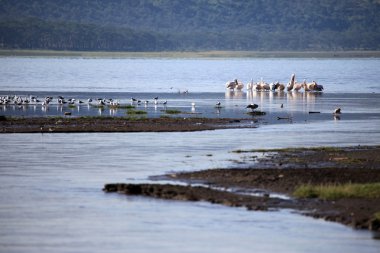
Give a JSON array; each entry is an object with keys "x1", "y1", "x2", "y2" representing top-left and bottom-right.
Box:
[
  {"x1": 1, "y1": 125, "x2": 380, "y2": 253},
  {"x1": 1, "y1": 57, "x2": 380, "y2": 252},
  {"x1": 1, "y1": 92, "x2": 379, "y2": 121}
]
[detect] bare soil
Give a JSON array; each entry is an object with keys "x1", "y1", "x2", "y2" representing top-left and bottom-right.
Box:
[
  {"x1": 105, "y1": 146, "x2": 380, "y2": 231},
  {"x1": 0, "y1": 116, "x2": 250, "y2": 133}
]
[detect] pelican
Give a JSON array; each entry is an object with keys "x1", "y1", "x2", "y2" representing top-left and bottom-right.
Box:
[
  {"x1": 226, "y1": 79, "x2": 244, "y2": 91},
  {"x1": 287, "y1": 74, "x2": 295, "y2": 91},
  {"x1": 226, "y1": 79, "x2": 238, "y2": 90},
  {"x1": 274, "y1": 82, "x2": 285, "y2": 91},
  {"x1": 246, "y1": 103, "x2": 259, "y2": 111},
  {"x1": 293, "y1": 81, "x2": 303, "y2": 91},
  {"x1": 247, "y1": 79, "x2": 254, "y2": 90}
]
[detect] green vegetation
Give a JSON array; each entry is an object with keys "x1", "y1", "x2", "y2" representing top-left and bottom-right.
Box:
[
  {"x1": 109, "y1": 104, "x2": 135, "y2": 109},
  {"x1": 232, "y1": 146, "x2": 342, "y2": 153},
  {"x1": 374, "y1": 212, "x2": 380, "y2": 221},
  {"x1": 1, "y1": 0, "x2": 379, "y2": 51},
  {"x1": 2, "y1": 50, "x2": 380, "y2": 58},
  {"x1": 126, "y1": 109, "x2": 147, "y2": 115},
  {"x1": 162, "y1": 109, "x2": 182, "y2": 114},
  {"x1": 293, "y1": 183, "x2": 380, "y2": 200}
]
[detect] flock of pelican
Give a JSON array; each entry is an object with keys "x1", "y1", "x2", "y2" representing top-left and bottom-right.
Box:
[{"x1": 226, "y1": 74, "x2": 324, "y2": 92}]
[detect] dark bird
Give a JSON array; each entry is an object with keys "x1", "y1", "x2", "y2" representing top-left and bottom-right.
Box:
[
  {"x1": 246, "y1": 103, "x2": 259, "y2": 111},
  {"x1": 334, "y1": 108, "x2": 341, "y2": 114}
]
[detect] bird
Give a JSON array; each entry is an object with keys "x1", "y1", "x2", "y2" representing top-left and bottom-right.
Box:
[
  {"x1": 246, "y1": 103, "x2": 259, "y2": 111},
  {"x1": 334, "y1": 108, "x2": 341, "y2": 114},
  {"x1": 281, "y1": 103, "x2": 284, "y2": 108},
  {"x1": 163, "y1": 100, "x2": 167, "y2": 106},
  {"x1": 215, "y1": 102, "x2": 222, "y2": 108}
]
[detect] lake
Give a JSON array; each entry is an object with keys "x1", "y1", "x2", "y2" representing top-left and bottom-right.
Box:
[{"x1": 0, "y1": 57, "x2": 380, "y2": 253}]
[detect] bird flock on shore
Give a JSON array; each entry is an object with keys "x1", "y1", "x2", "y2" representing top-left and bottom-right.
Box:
[
  {"x1": 0, "y1": 95, "x2": 170, "y2": 107},
  {"x1": 1, "y1": 72, "x2": 342, "y2": 116},
  {"x1": 226, "y1": 73, "x2": 324, "y2": 92}
]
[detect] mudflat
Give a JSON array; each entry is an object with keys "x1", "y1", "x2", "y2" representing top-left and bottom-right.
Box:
[
  {"x1": 104, "y1": 146, "x2": 380, "y2": 232},
  {"x1": 0, "y1": 116, "x2": 249, "y2": 133}
]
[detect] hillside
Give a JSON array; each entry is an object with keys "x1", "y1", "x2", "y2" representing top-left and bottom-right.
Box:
[{"x1": 0, "y1": 0, "x2": 379, "y2": 51}]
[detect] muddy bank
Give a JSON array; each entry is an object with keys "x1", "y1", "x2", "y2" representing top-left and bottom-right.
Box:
[
  {"x1": 105, "y1": 146, "x2": 380, "y2": 231},
  {"x1": 103, "y1": 183, "x2": 298, "y2": 211},
  {"x1": 0, "y1": 116, "x2": 250, "y2": 133}
]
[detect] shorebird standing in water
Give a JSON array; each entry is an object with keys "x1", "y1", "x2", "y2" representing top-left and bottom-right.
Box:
[
  {"x1": 333, "y1": 108, "x2": 341, "y2": 114},
  {"x1": 246, "y1": 103, "x2": 259, "y2": 111}
]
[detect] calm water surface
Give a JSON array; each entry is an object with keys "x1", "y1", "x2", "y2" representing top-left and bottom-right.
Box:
[
  {"x1": 1, "y1": 57, "x2": 380, "y2": 93},
  {"x1": 1, "y1": 57, "x2": 380, "y2": 252}
]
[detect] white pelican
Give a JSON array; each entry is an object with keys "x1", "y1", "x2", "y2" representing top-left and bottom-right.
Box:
[{"x1": 287, "y1": 74, "x2": 295, "y2": 91}]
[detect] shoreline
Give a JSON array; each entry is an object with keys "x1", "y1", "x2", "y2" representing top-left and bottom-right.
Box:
[
  {"x1": 0, "y1": 116, "x2": 251, "y2": 133},
  {"x1": 1, "y1": 49, "x2": 380, "y2": 58},
  {"x1": 104, "y1": 146, "x2": 380, "y2": 232}
]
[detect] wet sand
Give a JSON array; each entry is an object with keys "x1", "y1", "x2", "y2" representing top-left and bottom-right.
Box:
[
  {"x1": 104, "y1": 146, "x2": 380, "y2": 231},
  {"x1": 0, "y1": 116, "x2": 251, "y2": 133}
]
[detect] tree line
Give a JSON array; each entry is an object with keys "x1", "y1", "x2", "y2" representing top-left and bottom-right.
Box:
[{"x1": 0, "y1": 0, "x2": 379, "y2": 51}]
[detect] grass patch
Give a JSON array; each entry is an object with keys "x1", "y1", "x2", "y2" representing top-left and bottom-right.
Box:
[
  {"x1": 374, "y1": 212, "x2": 380, "y2": 221},
  {"x1": 246, "y1": 111, "x2": 266, "y2": 116},
  {"x1": 293, "y1": 182, "x2": 380, "y2": 200},
  {"x1": 231, "y1": 146, "x2": 342, "y2": 153},
  {"x1": 109, "y1": 104, "x2": 135, "y2": 109},
  {"x1": 126, "y1": 109, "x2": 147, "y2": 115},
  {"x1": 68, "y1": 104, "x2": 77, "y2": 109},
  {"x1": 160, "y1": 115, "x2": 172, "y2": 119},
  {"x1": 162, "y1": 109, "x2": 182, "y2": 114},
  {"x1": 3, "y1": 49, "x2": 380, "y2": 58}
]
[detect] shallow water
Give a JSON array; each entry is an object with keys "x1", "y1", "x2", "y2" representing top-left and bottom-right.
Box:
[
  {"x1": 1, "y1": 122, "x2": 380, "y2": 253},
  {"x1": 1, "y1": 57, "x2": 380, "y2": 252}
]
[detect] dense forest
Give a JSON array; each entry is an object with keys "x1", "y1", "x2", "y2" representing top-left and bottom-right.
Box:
[{"x1": 0, "y1": 0, "x2": 379, "y2": 51}]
